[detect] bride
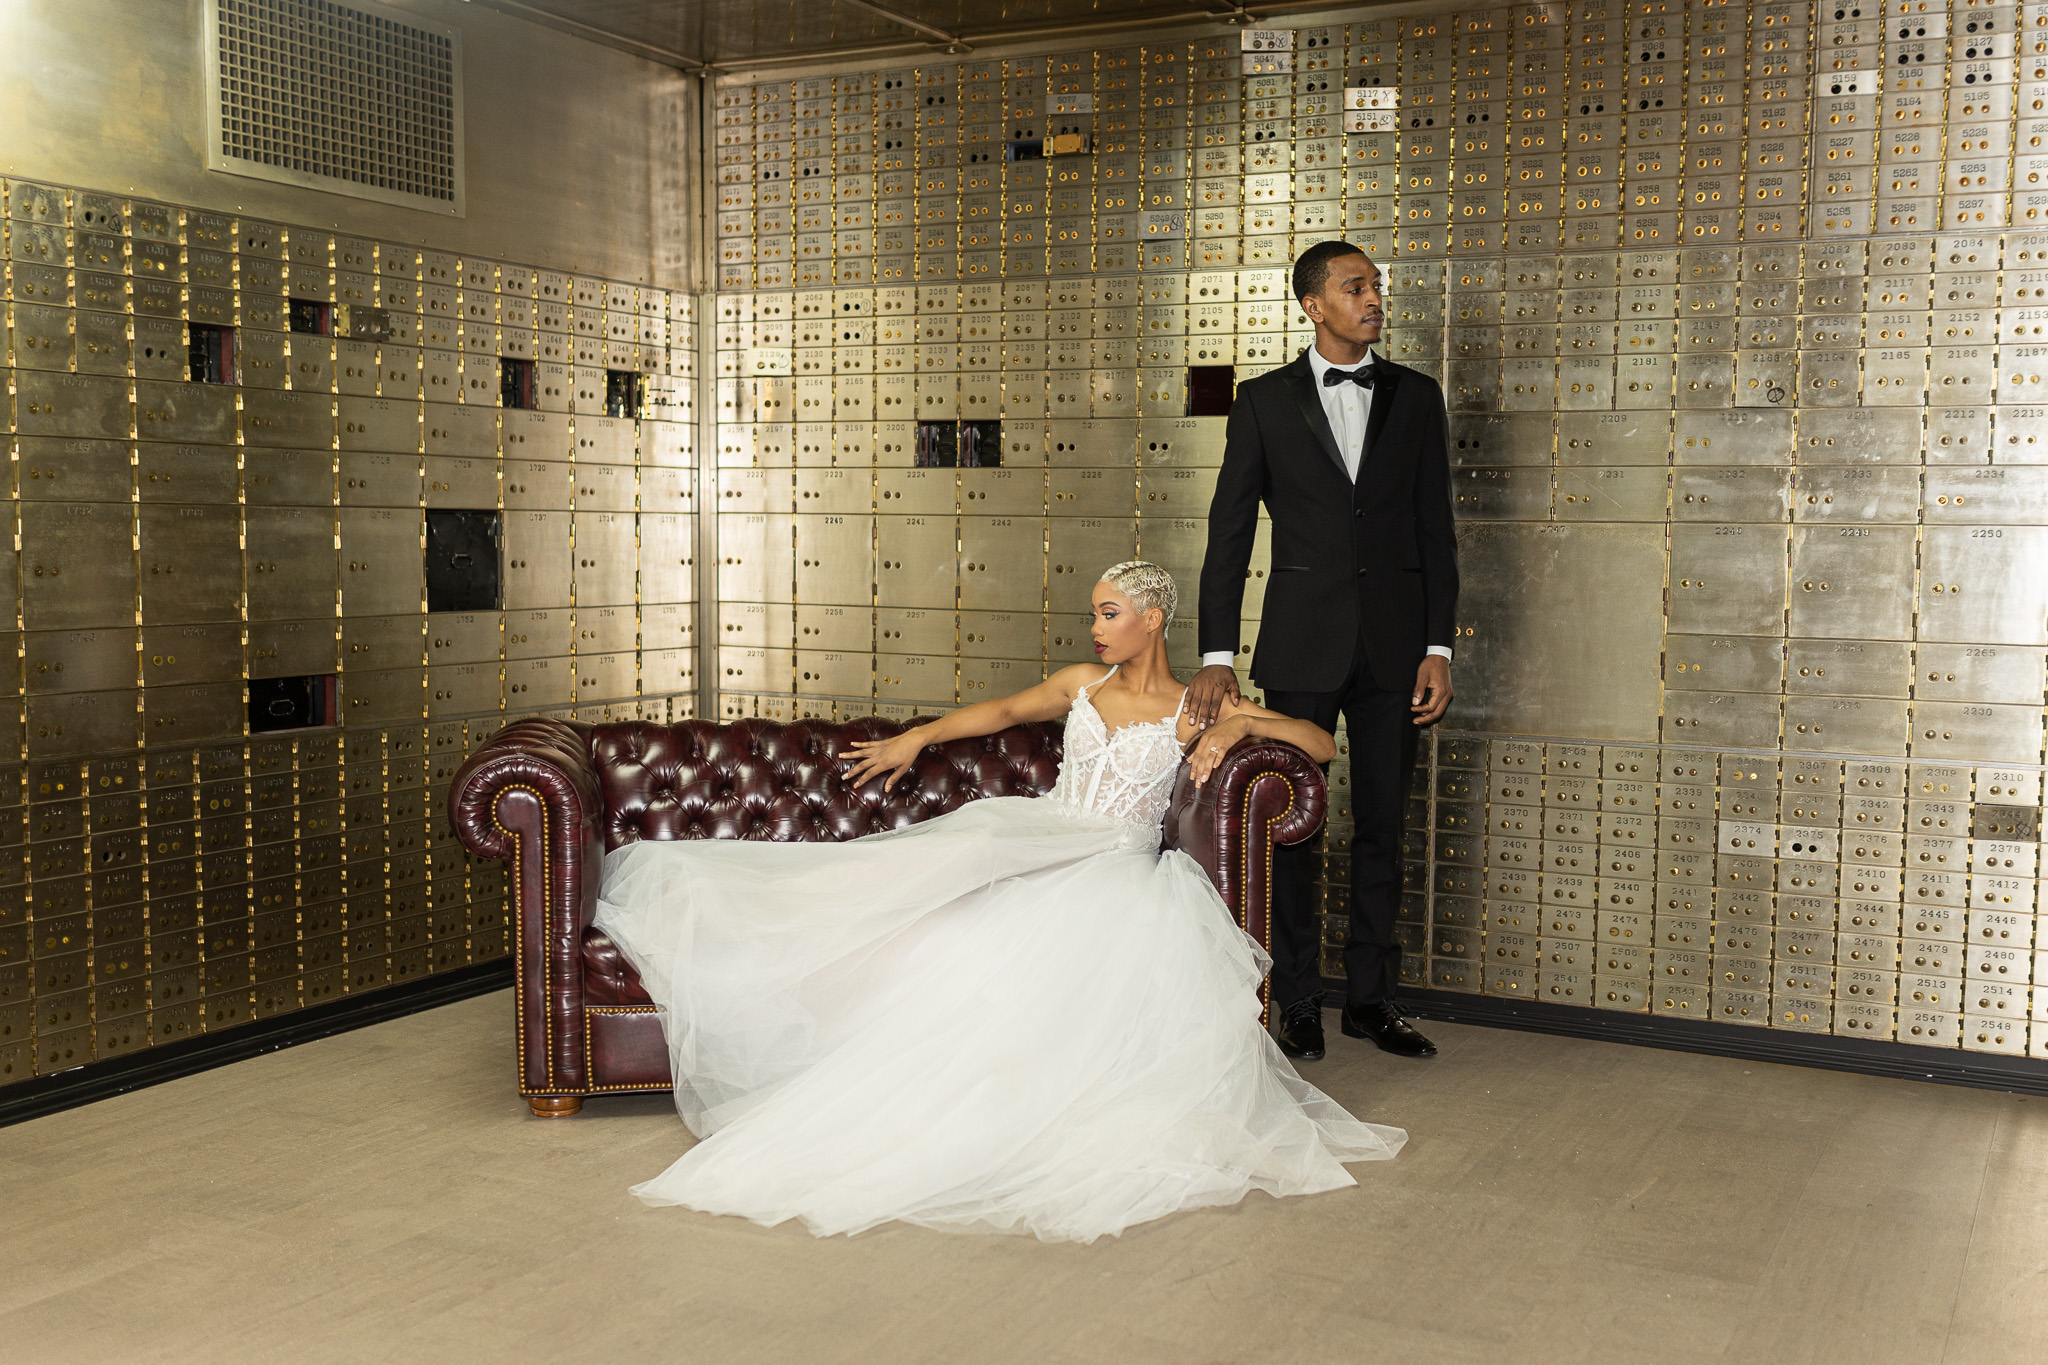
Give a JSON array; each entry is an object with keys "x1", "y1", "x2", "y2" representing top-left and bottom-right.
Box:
[{"x1": 593, "y1": 560, "x2": 1405, "y2": 1243}]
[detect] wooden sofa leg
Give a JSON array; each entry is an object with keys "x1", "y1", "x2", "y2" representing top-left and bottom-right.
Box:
[{"x1": 528, "y1": 1094, "x2": 584, "y2": 1118}]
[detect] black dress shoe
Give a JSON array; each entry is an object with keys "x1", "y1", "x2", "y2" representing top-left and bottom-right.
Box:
[
  {"x1": 1341, "y1": 1001, "x2": 1438, "y2": 1058},
  {"x1": 1274, "y1": 995, "x2": 1326, "y2": 1061}
]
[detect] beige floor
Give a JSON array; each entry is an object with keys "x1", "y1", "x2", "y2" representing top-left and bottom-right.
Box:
[{"x1": 3, "y1": 994, "x2": 2045, "y2": 1365}]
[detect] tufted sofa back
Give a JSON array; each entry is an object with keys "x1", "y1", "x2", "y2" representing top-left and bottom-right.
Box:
[{"x1": 586, "y1": 716, "x2": 1065, "y2": 850}]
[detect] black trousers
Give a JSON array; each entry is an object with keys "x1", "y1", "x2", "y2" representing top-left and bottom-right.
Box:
[{"x1": 1262, "y1": 644, "x2": 1422, "y2": 1011}]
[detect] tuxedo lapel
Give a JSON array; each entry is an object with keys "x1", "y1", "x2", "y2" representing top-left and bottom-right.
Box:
[
  {"x1": 1359, "y1": 354, "x2": 1402, "y2": 478},
  {"x1": 1282, "y1": 352, "x2": 1352, "y2": 483}
]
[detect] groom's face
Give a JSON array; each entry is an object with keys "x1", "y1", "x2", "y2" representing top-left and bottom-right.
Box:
[{"x1": 1305, "y1": 253, "x2": 1383, "y2": 348}]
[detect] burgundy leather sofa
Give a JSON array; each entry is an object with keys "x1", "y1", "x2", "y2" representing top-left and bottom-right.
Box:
[{"x1": 449, "y1": 714, "x2": 1326, "y2": 1117}]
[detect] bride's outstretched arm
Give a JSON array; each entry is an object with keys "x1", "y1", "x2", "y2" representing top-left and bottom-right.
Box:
[{"x1": 843, "y1": 664, "x2": 1107, "y2": 791}]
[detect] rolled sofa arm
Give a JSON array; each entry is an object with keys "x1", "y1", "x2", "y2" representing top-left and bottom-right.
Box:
[
  {"x1": 1162, "y1": 737, "x2": 1327, "y2": 1023},
  {"x1": 449, "y1": 718, "x2": 605, "y2": 1101}
]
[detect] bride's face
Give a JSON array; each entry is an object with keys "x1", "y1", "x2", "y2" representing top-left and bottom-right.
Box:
[{"x1": 1090, "y1": 583, "x2": 1162, "y2": 664}]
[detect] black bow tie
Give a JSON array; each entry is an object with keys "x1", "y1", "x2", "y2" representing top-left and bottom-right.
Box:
[{"x1": 1322, "y1": 364, "x2": 1375, "y2": 389}]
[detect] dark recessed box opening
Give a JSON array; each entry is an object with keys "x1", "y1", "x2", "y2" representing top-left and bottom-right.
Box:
[
  {"x1": 189, "y1": 324, "x2": 236, "y2": 384},
  {"x1": 426, "y1": 510, "x2": 502, "y2": 613},
  {"x1": 1188, "y1": 365, "x2": 1236, "y2": 416},
  {"x1": 501, "y1": 357, "x2": 535, "y2": 410},
  {"x1": 288, "y1": 298, "x2": 333, "y2": 335},
  {"x1": 1005, "y1": 138, "x2": 1044, "y2": 161},
  {"x1": 250, "y1": 675, "x2": 336, "y2": 733},
  {"x1": 605, "y1": 368, "x2": 643, "y2": 419},
  {"x1": 915, "y1": 420, "x2": 957, "y2": 468},
  {"x1": 959, "y1": 420, "x2": 1002, "y2": 467}
]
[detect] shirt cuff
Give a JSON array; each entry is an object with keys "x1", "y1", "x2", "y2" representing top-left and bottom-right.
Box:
[
  {"x1": 1426, "y1": 646, "x2": 1453, "y2": 661},
  {"x1": 1199, "y1": 651, "x2": 1237, "y2": 669}
]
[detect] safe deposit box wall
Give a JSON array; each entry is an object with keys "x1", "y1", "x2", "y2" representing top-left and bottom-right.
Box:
[
  {"x1": 0, "y1": 0, "x2": 699, "y2": 1088},
  {"x1": 0, "y1": 185, "x2": 699, "y2": 1087},
  {"x1": 710, "y1": 0, "x2": 2048, "y2": 1064}
]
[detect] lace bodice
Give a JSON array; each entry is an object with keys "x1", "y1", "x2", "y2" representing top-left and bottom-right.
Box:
[{"x1": 1044, "y1": 668, "x2": 1186, "y2": 850}]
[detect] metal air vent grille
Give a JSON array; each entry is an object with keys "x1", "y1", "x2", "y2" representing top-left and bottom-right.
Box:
[{"x1": 205, "y1": 0, "x2": 464, "y2": 215}]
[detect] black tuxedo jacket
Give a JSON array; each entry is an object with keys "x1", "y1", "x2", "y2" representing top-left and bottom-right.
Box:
[{"x1": 1197, "y1": 349, "x2": 1459, "y2": 694}]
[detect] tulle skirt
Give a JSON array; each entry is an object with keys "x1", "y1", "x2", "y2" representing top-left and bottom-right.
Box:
[{"x1": 592, "y1": 795, "x2": 1405, "y2": 1244}]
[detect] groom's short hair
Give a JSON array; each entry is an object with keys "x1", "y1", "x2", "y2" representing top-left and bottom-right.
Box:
[{"x1": 1292, "y1": 239, "x2": 1367, "y2": 304}]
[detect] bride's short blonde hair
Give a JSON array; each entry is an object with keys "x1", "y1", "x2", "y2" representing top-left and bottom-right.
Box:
[{"x1": 1099, "y1": 560, "x2": 1178, "y2": 626}]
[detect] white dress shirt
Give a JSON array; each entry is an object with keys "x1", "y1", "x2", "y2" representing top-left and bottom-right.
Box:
[
  {"x1": 1201, "y1": 344, "x2": 1453, "y2": 671},
  {"x1": 1305, "y1": 343, "x2": 1373, "y2": 484}
]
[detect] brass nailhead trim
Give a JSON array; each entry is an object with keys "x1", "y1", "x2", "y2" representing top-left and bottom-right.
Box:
[
  {"x1": 583, "y1": 1005, "x2": 673, "y2": 1093},
  {"x1": 1239, "y1": 769, "x2": 1296, "y2": 1029},
  {"x1": 492, "y1": 782, "x2": 553, "y2": 1096}
]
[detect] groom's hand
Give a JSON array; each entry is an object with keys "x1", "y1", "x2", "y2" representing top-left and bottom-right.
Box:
[
  {"x1": 1183, "y1": 664, "x2": 1242, "y2": 730},
  {"x1": 1411, "y1": 656, "x2": 1452, "y2": 725}
]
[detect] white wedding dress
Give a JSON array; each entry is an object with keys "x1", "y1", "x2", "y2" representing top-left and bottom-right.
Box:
[{"x1": 592, "y1": 668, "x2": 1405, "y2": 1243}]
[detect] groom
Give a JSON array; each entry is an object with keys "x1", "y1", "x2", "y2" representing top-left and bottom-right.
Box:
[{"x1": 1184, "y1": 240, "x2": 1458, "y2": 1062}]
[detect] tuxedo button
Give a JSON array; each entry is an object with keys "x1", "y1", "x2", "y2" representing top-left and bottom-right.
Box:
[{"x1": 1353, "y1": 508, "x2": 1363, "y2": 517}]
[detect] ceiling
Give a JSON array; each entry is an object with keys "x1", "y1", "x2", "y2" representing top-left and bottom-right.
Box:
[{"x1": 470, "y1": 0, "x2": 1373, "y2": 72}]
